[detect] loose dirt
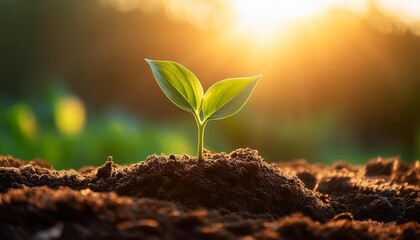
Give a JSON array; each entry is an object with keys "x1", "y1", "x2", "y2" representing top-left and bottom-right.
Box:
[{"x1": 0, "y1": 149, "x2": 419, "y2": 239}]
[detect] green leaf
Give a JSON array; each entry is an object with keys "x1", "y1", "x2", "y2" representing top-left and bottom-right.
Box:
[
  {"x1": 202, "y1": 75, "x2": 262, "y2": 120},
  {"x1": 145, "y1": 59, "x2": 204, "y2": 113}
]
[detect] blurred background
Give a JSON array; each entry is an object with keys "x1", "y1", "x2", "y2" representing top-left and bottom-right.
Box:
[{"x1": 1, "y1": 0, "x2": 419, "y2": 169}]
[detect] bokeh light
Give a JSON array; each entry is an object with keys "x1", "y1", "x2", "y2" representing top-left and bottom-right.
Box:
[{"x1": 54, "y1": 96, "x2": 86, "y2": 137}]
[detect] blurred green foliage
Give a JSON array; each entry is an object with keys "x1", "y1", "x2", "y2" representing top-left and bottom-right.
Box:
[
  {"x1": 0, "y1": 88, "x2": 194, "y2": 169},
  {"x1": 0, "y1": 84, "x2": 418, "y2": 169}
]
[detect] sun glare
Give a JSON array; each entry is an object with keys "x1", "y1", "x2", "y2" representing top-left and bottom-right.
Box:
[
  {"x1": 230, "y1": 0, "x2": 367, "y2": 45},
  {"x1": 232, "y1": 1, "x2": 318, "y2": 33}
]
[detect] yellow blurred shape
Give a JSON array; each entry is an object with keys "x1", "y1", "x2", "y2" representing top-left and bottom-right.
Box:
[
  {"x1": 55, "y1": 97, "x2": 86, "y2": 137},
  {"x1": 15, "y1": 104, "x2": 37, "y2": 140}
]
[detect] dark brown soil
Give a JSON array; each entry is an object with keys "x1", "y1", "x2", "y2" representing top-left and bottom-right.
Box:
[{"x1": 0, "y1": 149, "x2": 419, "y2": 239}]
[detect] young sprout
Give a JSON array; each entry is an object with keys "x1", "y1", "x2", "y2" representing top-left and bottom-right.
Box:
[{"x1": 145, "y1": 59, "x2": 262, "y2": 160}]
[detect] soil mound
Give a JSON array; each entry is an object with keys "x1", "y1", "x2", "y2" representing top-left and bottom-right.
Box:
[{"x1": 101, "y1": 149, "x2": 334, "y2": 221}]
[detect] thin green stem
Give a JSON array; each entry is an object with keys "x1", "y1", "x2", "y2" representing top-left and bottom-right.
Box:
[{"x1": 193, "y1": 112, "x2": 208, "y2": 161}]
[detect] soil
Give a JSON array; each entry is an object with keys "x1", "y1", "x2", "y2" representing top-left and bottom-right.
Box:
[{"x1": 0, "y1": 148, "x2": 419, "y2": 239}]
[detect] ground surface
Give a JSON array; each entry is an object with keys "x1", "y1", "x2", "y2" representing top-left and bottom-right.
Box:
[{"x1": 0, "y1": 148, "x2": 419, "y2": 239}]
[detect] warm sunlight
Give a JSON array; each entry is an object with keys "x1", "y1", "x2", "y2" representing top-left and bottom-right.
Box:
[
  {"x1": 232, "y1": 1, "x2": 319, "y2": 34},
  {"x1": 230, "y1": 0, "x2": 367, "y2": 45}
]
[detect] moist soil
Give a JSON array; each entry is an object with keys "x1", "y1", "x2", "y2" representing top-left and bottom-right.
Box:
[{"x1": 0, "y1": 148, "x2": 419, "y2": 239}]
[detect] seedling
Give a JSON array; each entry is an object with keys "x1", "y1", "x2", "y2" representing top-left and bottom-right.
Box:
[{"x1": 146, "y1": 59, "x2": 262, "y2": 160}]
